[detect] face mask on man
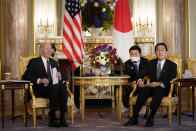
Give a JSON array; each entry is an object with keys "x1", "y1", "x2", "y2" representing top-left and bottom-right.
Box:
[{"x1": 130, "y1": 57, "x2": 140, "y2": 63}]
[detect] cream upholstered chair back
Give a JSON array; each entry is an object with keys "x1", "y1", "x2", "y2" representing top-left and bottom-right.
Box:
[
  {"x1": 0, "y1": 60, "x2": 1, "y2": 80},
  {"x1": 188, "y1": 58, "x2": 196, "y2": 77},
  {"x1": 187, "y1": 58, "x2": 196, "y2": 109},
  {"x1": 144, "y1": 54, "x2": 182, "y2": 78},
  {"x1": 166, "y1": 54, "x2": 182, "y2": 79},
  {"x1": 19, "y1": 55, "x2": 38, "y2": 79}
]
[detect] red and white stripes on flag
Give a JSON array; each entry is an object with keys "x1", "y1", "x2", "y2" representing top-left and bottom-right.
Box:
[
  {"x1": 113, "y1": 0, "x2": 134, "y2": 63},
  {"x1": 62, "y1": 0, "x2": 85, "y2": 70}
]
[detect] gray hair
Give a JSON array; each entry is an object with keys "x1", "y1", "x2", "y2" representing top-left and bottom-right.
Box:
[{"x1": 39, "y1": 41, "x2": 51, "y2": 55}]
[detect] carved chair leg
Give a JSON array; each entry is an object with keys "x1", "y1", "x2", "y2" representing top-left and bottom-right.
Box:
[
  {"x1": 71, "y1": 106, "x2": 74, "y2": 125},
  {"x1": 42, "y1": 109, "x2": 45, "y2": 120},
  {"x1": 147, "y1": 106, "x2": 150, "y2": 117},
  {"x1": 67, "y1": 106, "x2": 70, "y2": 119},
  {"x1": 129, "y1": 103, "x2": 133, "y2": 117},
  {"x1": 168, "y1": 104, "x2": 172, "y2": 125},
  {"x1": 161, "y1": 107, "x2": 164, "y2": 117},
  {"x1": 33, "y1": 108, "x2": 36, "y2": 127}
]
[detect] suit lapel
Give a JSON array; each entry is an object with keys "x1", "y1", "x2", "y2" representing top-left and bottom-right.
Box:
[
  {"x1": 154, "y1": 59, "x2": 159, "y2": 81},
  {"x1": 159, "y1": 59, "x2": 168, "y2": 80},
  {"x1": 139, "y1": 59, "x2": 143, "y2": 71},
  {"x1": 38, "y1": 57, "x2": 47, "y2": 74},
  {"x1": 49, "y1": 58, "x2": 56, "y2": 68}
]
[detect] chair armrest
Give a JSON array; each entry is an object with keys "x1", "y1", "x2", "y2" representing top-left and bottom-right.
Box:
[
  {"x1": 168, "y1": 79, "x2": 177, "y2": 98},
  {"x1": 129, "y1": 76, "x2": 150, "y2": 98},
  {"x1": 143, "y1": 76, "x2": 150, "y2": 84},
  {"x1": 129, "y1": 81, "x2": 137, "y2": 98},
  {"x1": 29, "y1": 82, "x2": 36, "y2": 100},
  {"x1": 62, "y1": 81, "x2": 74, "y2": 98}
]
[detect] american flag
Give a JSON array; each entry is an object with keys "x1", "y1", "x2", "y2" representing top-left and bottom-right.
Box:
[{"x1": 62, "y1": 0, "x2": 84, "y2": 70}]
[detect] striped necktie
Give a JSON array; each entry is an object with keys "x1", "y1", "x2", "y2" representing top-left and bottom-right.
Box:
[{"x1": 156, "y1": 63, "x2": 161, "y2": 80}]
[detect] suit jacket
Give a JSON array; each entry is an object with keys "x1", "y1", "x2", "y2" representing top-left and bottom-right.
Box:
[
  {"x1": 141, "y1": 59, "x2": 177, "y2": 94},
  {"x1": 22, "y1": 56, "x2": 66, "y2": 88},
  {"x1": 125, "y1": 57, "x2": 148, "y2": 82}
]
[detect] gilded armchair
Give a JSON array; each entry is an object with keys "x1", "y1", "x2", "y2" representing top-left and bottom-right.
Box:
[
  {"x1": 19, "y1": 55, "x2": 74, "y2": 127},
  {"x1": 0, "y1": 60, "x2": 1, "y2": 80},
  {"x1": 188, "y1": 58, "x2": 196, "y2": 77},
  {"x1": 188, "y1": 58, "x2": 196, "y2": 109},
  {"x1": 129, "y1": 54, "x2": 182, "y2": 125}
]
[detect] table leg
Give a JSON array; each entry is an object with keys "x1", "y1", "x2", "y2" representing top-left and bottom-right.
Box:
[
  {"x1": 1, "y1": 85, "x2": 5, "y2": 128},
  {"x1": 24, "y1": 84, "x2": 28, "y2": 126},
  {"x1": 81, "y1": 86, "x2": 85, "y2": 122},
  {"x1": 11, "y1": 89, "x2": 15, "y2": 124},
  {"x1": 115, "y1": 87, "x2": 119, "y2": 119},
  {"x1": 178, "y1": 83, "x2": 181, "y2": 125},
  {"x1": 80, "y1": 86, "x2": 82, "y2": 114},
  {"x1": 112, "y1": 86, "x2": 115, "y2": 109},
  {"x1": 118, "y1": 85, "x2": 122, "y2": 121},
  {"x1": 192, "y1": 86, "x2": 195, "y2": 121}
]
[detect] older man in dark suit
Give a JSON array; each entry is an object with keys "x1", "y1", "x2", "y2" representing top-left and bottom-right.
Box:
[
  {"x1": 123, "y1": 45, "x2": 148, "y2": 107},
  {"x1": 22, "y1": 42, "x2": 68, "y2": 127},
  {"x1": 124, "y1": 43, "x2": 177, "y2": 127}
]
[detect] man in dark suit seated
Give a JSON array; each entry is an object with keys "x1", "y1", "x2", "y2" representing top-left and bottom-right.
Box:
[
  {"x1": 123, "y1": 45, "x2": 148, "y2": 108},
  {"x1": 22, "y1": 42, "x2": 68, "y2": 127},
  {"x1": 124, "y1": 43, "x2": 177, "y2": 127}
]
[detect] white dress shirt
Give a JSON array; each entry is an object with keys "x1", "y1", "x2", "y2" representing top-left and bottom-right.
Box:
[
  {"x1": 133, "y1": 60, "x2": 140, "y2": 71},
  {"x1": 157, "y1": 59, "x2": 166, "y2": 70},
  {"x1": 37, "y1": 56, "x2": 52, "y2": 84},
  {"x1": 157, "y1": 59, "x2": 166, "y2": 88}
]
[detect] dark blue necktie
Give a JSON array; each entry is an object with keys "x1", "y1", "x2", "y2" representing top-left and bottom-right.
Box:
[
  {"x1": 134, "y1": 64, "x2": 139, "y2": 75},
  {"x1": 47, "y1": 60, "x2": 52, "y2": 83}
]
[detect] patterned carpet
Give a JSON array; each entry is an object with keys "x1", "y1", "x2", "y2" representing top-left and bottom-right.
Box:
[{"x1": 1, "y1": 111, "x2": 196, "y2": 131}]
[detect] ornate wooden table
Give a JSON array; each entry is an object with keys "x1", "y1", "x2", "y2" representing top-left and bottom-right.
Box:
[
  {"x1": 0, "y1": 80, "x2": 30, "y2": 128},
  {"x1": 175, "y1": 78, "x2": 196, "y2": 125},
  {"x1": 72, "y1": 75, "x2": 130, "y2": 122}
]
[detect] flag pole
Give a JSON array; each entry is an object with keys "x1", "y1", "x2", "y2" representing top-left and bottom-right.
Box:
[{"x1": 80, "y1": 59, "x2": 84, "y2": 76}]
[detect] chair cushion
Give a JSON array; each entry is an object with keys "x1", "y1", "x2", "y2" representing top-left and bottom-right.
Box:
[
  {"x1": 130, "y1": 96, "x2": 178, "y2": 105},
  {"x1": 30, "y1": 98, "x2": 49, "y2": 108},
  {"x1": 67, "y1": 96, "x2": 73, "y2": 106}
]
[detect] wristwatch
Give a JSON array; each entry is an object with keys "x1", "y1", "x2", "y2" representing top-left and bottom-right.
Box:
[{"x1": 160, "y1": 82, "x2": 165, "y2": 88}]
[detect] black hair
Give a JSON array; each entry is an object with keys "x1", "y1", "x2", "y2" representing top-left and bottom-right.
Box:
[
  {"x1": 155, "y1": 43, "x2": 168, "y2": 51},
  {"x1": 51, "y1": 44, "x2": 56, "y2": 52},
  {"x1": 129, "y1": 45, "x2": 141, "y2": 54}
]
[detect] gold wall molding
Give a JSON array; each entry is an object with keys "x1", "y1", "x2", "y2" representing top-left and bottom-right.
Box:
[{"x1": 35, "y1": 36, "x2": 113, "y2": 54}]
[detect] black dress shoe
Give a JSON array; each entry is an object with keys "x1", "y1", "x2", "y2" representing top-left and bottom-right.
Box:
[
  {"x1": 162, "y1": 114, "x2": 168, "y2": 118},
  {"x1": 145, "y1": 119, "x2": 154, "y2": 127},
  {"x1": 123, "y1": 117, "x2": 138, "y2": 126},
  {"x1": 60, "y1": 120, "x2": 69, "y2": 127},
  {"x1": 48, "y1": 121, "x2": 60, "y2": 127}
]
